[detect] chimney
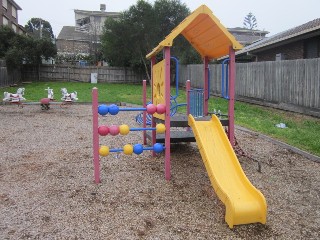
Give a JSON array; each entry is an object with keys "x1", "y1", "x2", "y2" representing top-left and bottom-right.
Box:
[{"x1": 100, "y1": 4, "x2": 106, "y2": 12}]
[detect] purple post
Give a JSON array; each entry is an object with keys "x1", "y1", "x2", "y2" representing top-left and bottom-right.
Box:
[
  {"x1": 164, "y1": 47, "x2": 171, "y2": 180},
  {"x1": 92, "y1": 87, "x2": 100, "y2": 183},
  {"x1": 143, "y1": 80, "x2": 147, "y2": 145},
  {"x1": 228, "y1": 47, "x2": 236, "y2": 146},
  {"x1": 203, "y1": 56, "x2": 209, "y2": 116}
]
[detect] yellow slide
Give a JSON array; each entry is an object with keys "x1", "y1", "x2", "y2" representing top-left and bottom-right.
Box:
[{"x1": 188, "y1": 115, "x2": 267, "y2": 228}]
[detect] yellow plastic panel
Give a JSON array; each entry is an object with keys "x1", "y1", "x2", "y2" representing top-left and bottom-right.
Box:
[
  {"x1": 146, "y1": 5, "x2": 243, "y2": 59},
  {"x1": 188, "y1": 114, "x2": 267, "y2": 228},
  {"x1": 152, "y1": 60, "x2": 165, "y2": 120}
]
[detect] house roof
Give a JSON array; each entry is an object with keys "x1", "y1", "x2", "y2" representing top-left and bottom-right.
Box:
[
  {"x1": 57, "y1": 26, "x2": 89, "y2": 41},
  {"x1": 227, "y1": 27, "x2": 269, "y2": 46},
  {"x1": 74, "y1": 9, "x2": 120, "y2": 17},
  {"x1": 9, "y1": 0, "x2": 22, "y2": 10},
  {"x1": 237, "y1": 18, "x2": 320, "y2": 55},
  {"x1": 146, "y1": 5, "x2": 243, "y2": 60}
]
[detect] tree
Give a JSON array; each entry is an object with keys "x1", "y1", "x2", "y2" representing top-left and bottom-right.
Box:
[
  {"x1": 6, "y1": 36, "x2": 56, "y2": 69},
  {"x1": 101, "y1": 0, "x2": 201, "y2": 79},
  {"x1": 243, "y1": 12, "x2": 257, "y2": 30},
  {"x1": 25, "y1": 18, "x2": 54, "y2": 39},
  {"x1": 0, "y1": 26, "x2": 16, "y2": 58},
  {"x1": 0, "y1": 27, "x2": 57, "y2": 70}
]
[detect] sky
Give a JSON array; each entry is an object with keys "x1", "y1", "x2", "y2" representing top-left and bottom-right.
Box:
[{"x1": 17, "y1": 0, "x2": 320, "y2": 37}]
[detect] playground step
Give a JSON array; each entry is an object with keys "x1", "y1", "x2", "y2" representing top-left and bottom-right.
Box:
[
  {"x1": 146, "y1": 130, "x2": 195, "y2": 143},
  {"x1": 154, "y1": 115, "x2": 229, "y2": 127}
]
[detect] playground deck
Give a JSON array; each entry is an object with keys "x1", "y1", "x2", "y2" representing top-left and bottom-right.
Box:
[{"x1": 147, "y1": 114, "x2": 229, "y2": 143}]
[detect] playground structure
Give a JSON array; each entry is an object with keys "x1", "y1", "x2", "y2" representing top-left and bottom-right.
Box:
[
  {"x1": 46, "y1": 87, "x2": 54, "y2": 100},
  {"x1": 3, "y1": 87, "x2": 26, "y2": 107},
  {"x1": 41, "y1": 87, "x2": 78, "y2": 110},
  {"x1": 92, "y1": 92, "x2": 166, "y2": 183},
  {"x1": 2, "y1": 87, "x2": 78, "y2": 110},
  {"x1": 60, "y1": 88, "x2": 78, "y2": 102},
  {"x1": 92, "y1": 5, "x2": 267, "y2": 228}
]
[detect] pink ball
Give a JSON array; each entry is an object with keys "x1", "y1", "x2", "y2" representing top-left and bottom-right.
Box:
[
  {"x1": 156, "y1": 104, "x2": 166, "y2": 114},
  {"x1": 146, "y1": 104, "x2": 157, "y2": 114},
  {"x1": 109, "y1": 125, "x2": 120, "y2": 136},
  {"x1": 98, "y1": 125, "x2": 109, "y2": 136}
]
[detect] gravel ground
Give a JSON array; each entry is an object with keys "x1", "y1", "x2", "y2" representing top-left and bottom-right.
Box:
[{"x1": 0, "y1": 104, "x2": 319, "y2": 239}]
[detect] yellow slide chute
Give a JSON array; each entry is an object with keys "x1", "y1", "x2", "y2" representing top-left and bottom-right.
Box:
[{"x1": 188, "y1": 115, "x2": 267, "y2": 228}]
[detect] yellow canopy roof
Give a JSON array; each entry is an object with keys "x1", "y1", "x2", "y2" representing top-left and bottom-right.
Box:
[{"x1": 146, "y1": 5, "x2": 243, "y2": 60}]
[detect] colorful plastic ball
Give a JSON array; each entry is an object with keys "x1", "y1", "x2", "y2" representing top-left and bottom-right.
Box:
[
  {"x1": 146, "y1": 104, "x2": 157, "y2": 114},
  {"x1": 123, "y1": 144, "x2": 133, "y2": 155},
  {"x1": 109, "y1": 104, "x2": 119, "y2": 115},
  {"x1": 156, "y1": 104, "x2": 166, "y2": 114},
  {"x1": 98, "y1": 125, "x2": 109, "y2": 136},
  {"x1": 109, "y1": 125, "x2": 120, "y2": 136},
  {"x1": 119, "y1": 124, "x2": 130, "y2": 135},
  {"x1": 153, "y1": 143, "x2": 164, "y2": 153},
  {"x1": 98, "y1": 104, "x2": 109, "y2": 116},
  {"x1": 156, "y1": 123, "x2": 166, "y2": 134},
  {"x1": 133, "y1": 144, "x2": 144, "y2": 155},
  {"x1": 99, "y1": 146, "x2": 109, "y2": 156}
]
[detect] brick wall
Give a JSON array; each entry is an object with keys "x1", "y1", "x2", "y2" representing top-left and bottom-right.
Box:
[
  {"x1": 56, "y1": 39, "x2": 90, "y2": 54},
  {"x1": 0, "y1": 0, "x2": 19, "y2": 27},
  {"x1": 255, "y1": 40, "x2": 304, "y2": 61}
]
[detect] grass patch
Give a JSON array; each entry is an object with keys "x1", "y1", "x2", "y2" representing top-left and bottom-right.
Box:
[{"x1": 2, "y1": 82, "x2": 320, "y2": 157}]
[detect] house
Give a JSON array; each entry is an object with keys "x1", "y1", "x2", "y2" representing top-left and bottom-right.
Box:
[
  {"x1": 56, "y1": 26, "x2": 91, "y2": 56},
  {"x1": 236, "y1": 18, "x2": 320, "y2": 61},
  {"x1": 56, "y1": 4, "x2": 120, "y2": 62},
  {"x1": 0, "y1": 0, "x2": 24, "y2": 34},
  {"x1": 228, "y1": 27, "x2": 269, "y2": 46}
]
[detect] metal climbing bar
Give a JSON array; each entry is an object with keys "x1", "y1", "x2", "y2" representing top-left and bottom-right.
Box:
[
  {"x1": 189, "y1": 88, "x2": 204, "y2": 117},
  {"x1": 222, "y1": 58, "x2": 230, "y2": 99}
]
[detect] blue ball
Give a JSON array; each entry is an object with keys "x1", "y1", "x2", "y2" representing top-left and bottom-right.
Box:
[
  {"x1": 109, "y1": 104, "x2": 120, "y2": 115},
  {"x1": 98, "y1": 104, "x2": 109, "y2": 116},
  {"x1": 133, "y1": 144, "x2": 144, "y2": 155},
  {"x1": 153, "y1": 143, "x2": 164, "y2": 153}
]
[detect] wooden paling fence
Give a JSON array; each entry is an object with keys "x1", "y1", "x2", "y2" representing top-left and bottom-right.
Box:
[
  {"x1": 179, "y1": 58, "x2": 320, "y2": 117},
  {"x1": 22, "y1": 65, "x2": 144, "y2": 84},
  {"x1": 2, "y1": 58, "x2": 319, "y2": 117},
  {"x1": 0, "y1": 60, "x2": 21, "y2": 88}
]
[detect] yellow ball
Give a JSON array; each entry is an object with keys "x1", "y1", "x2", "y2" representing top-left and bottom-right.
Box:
[
  {"x1": 99, "y1": 146, "x2": 109, "y2": 157},
  {"x1": 119, "y1": 124, "x2": 130, "y2": 135},
  {"x1": 123, "y1": 144, "x2": 133, "y2": 155},
  {"x1": 156, "y1": 123, "x2": 166, "y2": 134}
]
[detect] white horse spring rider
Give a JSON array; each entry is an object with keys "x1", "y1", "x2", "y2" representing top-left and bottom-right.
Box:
[
  {"x1": 45, "y1": 87, "x2": 54, "y2": 100},
  {"x1": 61, "y1": 88, "x2": 78, "y2": 102},
  {"x1": 3, "y1": 88, "x2": 26, "y2": 102}
]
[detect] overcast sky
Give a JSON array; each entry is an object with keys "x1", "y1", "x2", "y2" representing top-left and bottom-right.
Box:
[{"x1": 17, "y1": 0, "x2": 320, "y2": 37}]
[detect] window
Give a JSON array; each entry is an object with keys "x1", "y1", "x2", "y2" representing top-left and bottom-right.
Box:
[
  {"x1": 12, "y1": 24, "x2": 17, "y2": 32},
  {"x1": 3, "y1": 16, "x2": 8, "y2": 25},
  {"x1": 2, "y1": 0, "x2": 8, "y2": 9},
  {"x1": 12, "y1": 5, "x2": 17, "y2": 18},
  {"x1": 304, "y1": 37, "x2": 320, "y2": 59}
]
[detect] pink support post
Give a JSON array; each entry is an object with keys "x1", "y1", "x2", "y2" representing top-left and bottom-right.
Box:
[
  {"x1": 143, "y1": 80, "x2": 147, "y2": 145},
  {"x1": 228, "y1": 47, "x2": 236, "y2": 146},
  {"x1": 151, "y1": 57, "x2": 157, "y2": 157},
  {"x1": 203, "y1": 56, "x2": 209, "y2": 116},
  {"x1": 92, "y1": 87, "x2": 100, "y2": 183},
  {"x1": 164, "y1": 47, "x2": 171, "y2": 180}
]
